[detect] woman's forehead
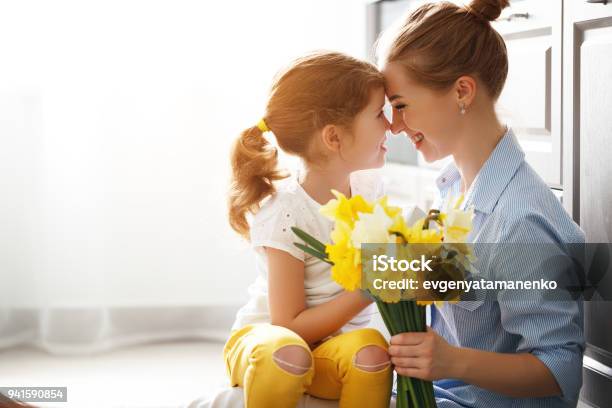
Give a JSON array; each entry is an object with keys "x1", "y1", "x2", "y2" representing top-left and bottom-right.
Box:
[
  {"x1": 382, "y1": 66, "x2": 408, "y2": 96},
  {"x1": 382, "y1": 63, "x2": 425, "y2": 96},
  {"x1": 382, "y1": 63, "x2": 407, "y2": 84}
]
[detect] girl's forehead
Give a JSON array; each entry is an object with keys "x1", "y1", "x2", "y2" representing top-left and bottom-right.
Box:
[{"x1": 363, "y1": 87, "x2": 386, "y2": 109}]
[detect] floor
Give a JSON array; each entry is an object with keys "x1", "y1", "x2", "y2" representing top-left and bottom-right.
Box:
[
  {"x1": 0, "y1": 340, "x2": 227, "y2": 408},
  {"x1": 0, "y1": 341, "x2": 596, "y2": 408}
]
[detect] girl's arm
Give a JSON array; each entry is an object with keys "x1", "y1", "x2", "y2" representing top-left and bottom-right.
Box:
[
  {"x1": 266, "y1": 247, "x2": 372, "y2": 346},
  {"x1": 388, "y1": 328, "x2": 562, "y2": 398}
]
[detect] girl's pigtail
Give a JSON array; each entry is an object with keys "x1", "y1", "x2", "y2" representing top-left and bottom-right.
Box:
[{"x1": 228, "y1": 125, "x2": 288, "y2": 239}]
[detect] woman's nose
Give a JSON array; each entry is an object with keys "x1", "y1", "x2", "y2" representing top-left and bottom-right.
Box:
[
  {"x1": 390, "y1": 110, "x2": 406, "y2": 135},
  {"x1": 383, "y1": 116, "x2": 391, "y2": 130}
]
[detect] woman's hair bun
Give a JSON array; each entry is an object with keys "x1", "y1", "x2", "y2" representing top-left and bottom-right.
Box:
[{"x1": 466, "y1": 0, "x2": 510, "y2": 22}]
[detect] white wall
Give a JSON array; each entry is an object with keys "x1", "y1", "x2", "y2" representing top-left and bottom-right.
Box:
[{"x1": 0, "y1": 0, "x2": 369, "y2": 308}]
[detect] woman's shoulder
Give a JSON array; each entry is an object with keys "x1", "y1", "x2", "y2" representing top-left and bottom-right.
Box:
[
  {"x1": 495, "y1": 163, "x2": 584, "y2": 244},
  {"x1": 500, "y1": 161, "x2": 561, "y2": 214}
]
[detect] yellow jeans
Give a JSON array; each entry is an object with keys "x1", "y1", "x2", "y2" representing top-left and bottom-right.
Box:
[{"x1": 223, "y1": 324, "x2": 392, "y2": 408}]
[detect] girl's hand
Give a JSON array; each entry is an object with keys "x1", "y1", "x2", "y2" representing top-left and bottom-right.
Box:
[{"x1": 388, "y1": 327, "x2": 458, "y2": 381}]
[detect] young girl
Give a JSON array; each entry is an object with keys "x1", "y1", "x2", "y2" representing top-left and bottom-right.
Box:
[
  {"x1": 380, "y1": 1, "x2": 585, "y2": 407},
  {"x1": 224, "y1": 51, "x2": 393, "y2": 408}
]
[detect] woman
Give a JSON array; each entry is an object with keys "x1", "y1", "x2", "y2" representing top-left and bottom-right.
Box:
[{"x1": 380, "y1": 1, "x2": 584, "y2": 407}]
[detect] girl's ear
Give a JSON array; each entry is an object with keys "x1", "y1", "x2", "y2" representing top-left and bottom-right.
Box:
[
  {"x1": 454, "y1": 75, "x2": 477, "y2": 108},
  {"x1": 320, "y1": 124, "x2": 342, "y2": 153}
]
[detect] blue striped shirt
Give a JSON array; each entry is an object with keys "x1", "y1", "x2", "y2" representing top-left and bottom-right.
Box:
[{"x1": 428, "y1": 128, "x2": 585, "y2": 407}]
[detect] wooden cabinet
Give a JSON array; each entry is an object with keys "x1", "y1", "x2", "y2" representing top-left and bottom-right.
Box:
[
  {"x1": 493, "y1": 0, "x2": 562, "y2": 188},
  {"x1": 563, "y1": 1, "x2": 612, "y2": 406}
]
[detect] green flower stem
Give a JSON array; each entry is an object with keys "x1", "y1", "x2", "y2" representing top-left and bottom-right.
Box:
[
  {"x1": 410, "y1": 302, "x2": 431, "y2": 406},
  {"x1": 374, "y1": 300, "x2": 437, "y2": 408}
]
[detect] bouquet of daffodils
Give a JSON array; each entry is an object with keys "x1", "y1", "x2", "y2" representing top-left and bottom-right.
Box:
[{"x1": 292, "y1": 191, "x2": 474, "y2": 408}]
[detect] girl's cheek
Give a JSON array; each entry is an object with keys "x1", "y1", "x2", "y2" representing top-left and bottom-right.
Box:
[
  {"x1": 380, "y1": 118, "x2": 388, "y2": 131},
  {"x1": 379, "y1": 121, "x2": 389, "y2": 136}
]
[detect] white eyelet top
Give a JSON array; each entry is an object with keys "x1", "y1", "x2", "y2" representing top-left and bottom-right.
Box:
[{"x1": 230, "y1": 169, "x2": 384, "y2": 335}]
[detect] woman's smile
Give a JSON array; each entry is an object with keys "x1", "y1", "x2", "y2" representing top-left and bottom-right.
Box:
[{"x1": 407, "y1": 131, "x2": 425, "y2": 150}]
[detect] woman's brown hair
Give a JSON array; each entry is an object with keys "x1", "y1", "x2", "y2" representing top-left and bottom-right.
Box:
[
  {"x1": 228, "y1": 51, "x2": 384, "y2": 239},
  {"x1": 381, "y1": 0, "x2": 510, "y2": 99}
]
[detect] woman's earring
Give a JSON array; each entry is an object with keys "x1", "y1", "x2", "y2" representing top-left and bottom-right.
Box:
[{"x1": 460, "y1": 103, "x2": 466, "y2": 115}]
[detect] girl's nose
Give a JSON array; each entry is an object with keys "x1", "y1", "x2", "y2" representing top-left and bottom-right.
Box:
[{"x1": 390, "y1": 110, "x2": 406, "y2": 135}]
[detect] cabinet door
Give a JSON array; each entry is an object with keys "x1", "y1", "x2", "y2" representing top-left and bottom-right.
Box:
[
  {"x1": 493, "y1": 0, "x2": 562, "y2": 187},
  {"x1": 564, "y1": 1, "x2": 612, "y2": 407}
]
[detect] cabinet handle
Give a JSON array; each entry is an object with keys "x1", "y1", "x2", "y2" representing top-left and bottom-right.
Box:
[
  {"x1": 502, "y1": 12, "x2": 529, "y2": 21},
  {"x1": 586, "y1": 0, "x2": 609, "y2": 4}
]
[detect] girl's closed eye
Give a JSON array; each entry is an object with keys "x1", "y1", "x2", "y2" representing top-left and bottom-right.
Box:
[{"x1": 393, "y1": 104, "x2": 407, "y2": 111}]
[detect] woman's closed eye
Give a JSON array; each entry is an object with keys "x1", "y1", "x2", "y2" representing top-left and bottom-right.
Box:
[{"x1": 393, "y1": 104, "x2": 407, "y2": 111}]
